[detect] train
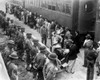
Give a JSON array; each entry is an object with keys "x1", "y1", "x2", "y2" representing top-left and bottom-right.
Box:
[{"x1": 8, "y1": 0, "x2": 100, "y2": 42}]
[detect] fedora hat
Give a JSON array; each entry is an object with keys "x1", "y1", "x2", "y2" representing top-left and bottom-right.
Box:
[
  {"x1": 86, "y1": 34, "x2": 92, "y2": 39},
  {"x1": 48, "y1": 53, "x2": 57, "y2": 61},
  {"x1": 33, "y1": 39, "x2": 39, "y2": 43},
  {"x1": 9, "y1": 51, "x2": 18, "y2": 59},
  {"x1": 40, "y1": 46, "x2": 46, "y2": 51}
]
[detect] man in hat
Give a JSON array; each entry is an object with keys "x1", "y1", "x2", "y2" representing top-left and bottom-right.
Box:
[
  {"x1": 33, "y1": 46, "x2": 47, "y2": 80},
  {"x1": 25, "y1": 33, "x2": 33, "y2": 66},
  {"x1": 3, "y1": 40, "x2": 15, "y2": 64},
  {"x1": 25, "y1": 33, "x2": 34, "y2": 49},
  {"x1": 7, "y1": 51, "x2": 18, "y2": 80},
  {"x1": 86, "y1": 47, "x2": 97, "y2": 80},
  {"x1": 43, "y1": 53, "x2": 61, "y2": 80}
]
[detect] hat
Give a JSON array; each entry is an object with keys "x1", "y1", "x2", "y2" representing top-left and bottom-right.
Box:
[
  {"x1": 40, "y1": 46, "x2": 46, "y2": 51},
  {"x1": 7, "y1": 40, "x2": 14, "y2": 45},
  {"x1": 21, "y1": 28, "x2": 25, "y2": 32},
  {"x1": 86, "y1": 34, "x2": 92, "y2": 39},
  {"x1": 9, "y1": 51, "x2": 18, "y2": 59},
  {"x1": 48, "y1": 53, "x2": 57, "y2": 61},
  {"x1": 26, "y1": 33, "x2": 32, "y2": 35},
  {"x1": 33, "y1": 39, "x2": 39, "y2": 43}
]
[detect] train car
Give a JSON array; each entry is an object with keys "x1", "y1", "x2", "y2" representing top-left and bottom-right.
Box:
[
  {"x1": 95, "y1": 0, "x2": 100, "y2": 42},
  {"x1": 9, "y1": 0, "x2": 97, "y2": 40}
]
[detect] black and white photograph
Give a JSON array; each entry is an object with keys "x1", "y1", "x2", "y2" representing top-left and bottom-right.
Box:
[{"x1": 0, "y1": 0, "x2": 100, "y2": 80}]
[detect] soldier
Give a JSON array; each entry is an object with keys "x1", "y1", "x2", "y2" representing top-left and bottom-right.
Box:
[
  {"x1": 43, "y1": 53, "x2": 61, "y2": 80},
  {"x1": 2, "y1": 40, "x2": 15, "y2": 64},
  {"x1": 7, "y1": 51, "x2": 18, "y2": 80},
  {"x1": 34, "y1": 46, "x2": 47, "y2": 80},
  {"x1": 25, "y1": 33, "x2": 34, "y2": 67}
]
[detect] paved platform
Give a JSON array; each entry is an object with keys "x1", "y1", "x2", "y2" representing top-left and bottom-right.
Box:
[
  {"x1": 6, "y1": 13, "x2": 100, "y2": 80},
  {"x1": 0, "y1": 0, "x2": 100, "y2": 80}
]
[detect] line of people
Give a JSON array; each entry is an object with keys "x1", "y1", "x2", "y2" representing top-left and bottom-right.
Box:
[{"x1": 4, "y1": 3, "x2": 100, "y2": 80}]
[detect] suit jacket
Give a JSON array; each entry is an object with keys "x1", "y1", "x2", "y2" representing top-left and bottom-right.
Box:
[{"x1": 67, "y1": 44, "x2": 78, "y2": 61}]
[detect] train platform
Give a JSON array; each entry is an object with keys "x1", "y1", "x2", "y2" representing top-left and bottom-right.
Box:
[
  {"x1": 0, "y1": 0, "x2": 100, "y2": 80},
  {"x1": 6, "y1": 13, "x2": 100, "y2": 80}
]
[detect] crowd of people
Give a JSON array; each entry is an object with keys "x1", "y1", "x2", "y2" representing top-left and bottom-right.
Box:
[{"x1": 0, "y1": 2, "x2": 99, "y2": 80}]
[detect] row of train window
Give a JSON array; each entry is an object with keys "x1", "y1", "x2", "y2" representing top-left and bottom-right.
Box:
[
  {"x1": 12, "y1": 0, "x2": 100, "y2": 19},
  {"x1": 27, "y1": 0, "x2": 72, "y2": 14}
]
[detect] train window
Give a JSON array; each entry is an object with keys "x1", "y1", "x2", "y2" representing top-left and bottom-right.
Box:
[
  {"x1": 84, "y1": 1, "x2": 94, "y2": 13},
  {"x1": 48, "y1": 5, "x2": 52, "y2": 9},
  {"x1": 48, "y1": 5, "x2": 56, "y2": 10},
  {"x1": 52, "y1": 6, "x2": 56, "y2": 10}
]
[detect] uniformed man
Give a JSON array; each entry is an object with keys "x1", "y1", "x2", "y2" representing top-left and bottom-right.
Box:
[
  {"x1": 43, "y1": 53, "x2": 61, "y2": 80},
  {"x1": 25, "y1": 33, "x2": 34, "y2": 67},
  {"x1": 2, "y1": 40, "x2": 15, "y2": 64},
  {"x1": 7, "y1": 51, "x2": 18, "y2": 80},
  {"x1": 34, "y1": 46, "x2": 47, "y2": 80}
]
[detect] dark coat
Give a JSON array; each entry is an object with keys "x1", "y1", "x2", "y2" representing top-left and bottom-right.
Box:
[
  {"x1": 34, "y1": 53, "x2": 46, "y2": 68},
  {"x1": 86, "y1": 49, "x2": 98, "y2": 65},
  {"x1": 67, "y1": 44, "x2": 78, "y2": 61}
]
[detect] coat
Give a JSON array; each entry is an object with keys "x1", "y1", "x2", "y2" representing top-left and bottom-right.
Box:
[
  {"x1": 40, "y1": 27, "x2": 48, "y2": 38},
  {"x1": 86, "y1": 49, "x2": 97, "y2": 65},
  {"x1": 43, "y1": 61, "x2": 58, "y2": 80},
  {"x1": 96, "y1": 47, "x2": 100, "y2": 64},
  {"x1": 34, "y1": 53, "x2": 46, "y2": 68},
  {"x1": 67, "y1": 44, "x2": 78, "y2": 61}
]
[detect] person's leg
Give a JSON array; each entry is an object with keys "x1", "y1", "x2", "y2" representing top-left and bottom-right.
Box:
[
  {"x1": 45, "y1": 36, "x2": 47, "y2": 45},
  {"x1": 66, "y1": 60, "x2": 76, "y2": 73}
]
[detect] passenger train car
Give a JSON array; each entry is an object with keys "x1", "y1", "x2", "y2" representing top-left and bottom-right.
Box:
[{"x1": 8, "y1": 0, "x2": 100, "y2": 41}]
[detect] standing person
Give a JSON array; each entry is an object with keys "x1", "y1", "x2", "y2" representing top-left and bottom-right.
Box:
[
  {"x1": 65, "y1": 39, "x2": 78, "y2": 73},
  {"x1": 96, "y1": 41, "x2": 100, "y2": 76},
  {"x1": 25, "y1": 33, "x2": 34, "y2": 67},
  {"x1": 83, "y1": 34, "x2": 93, "y2": 67},
  {"x1": 86, "y1": 45, "x2": 98, "y2": 80},
  {"x1": 20, "y1": 27, "x2": 26, "y2": 39},
  {"x1": 43, "y1": 53, "x2": 61, "y2": 80},
  {"x1": 40, "y1": 24, "x2": 48, "y2": 45},
  {"x1": 50, "y1": 21, "x2": 56, "y2": 45},
  {"x1": 7, "y1": 51, "x2": 19, "y2": 80},
  {"x1": 34, "y1": 46, "x2": 47, "y2": 80},
  {"x1": 2, "y1": 40, "x2": 15, "y2": 64},
  {"x1": 38, "y1": 15, "x2": 44, "y2": 33}
]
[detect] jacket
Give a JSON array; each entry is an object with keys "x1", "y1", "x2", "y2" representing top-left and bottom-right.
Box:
[{"x1": 34, "y1": 53, "x2": 46, "y2": 68}]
